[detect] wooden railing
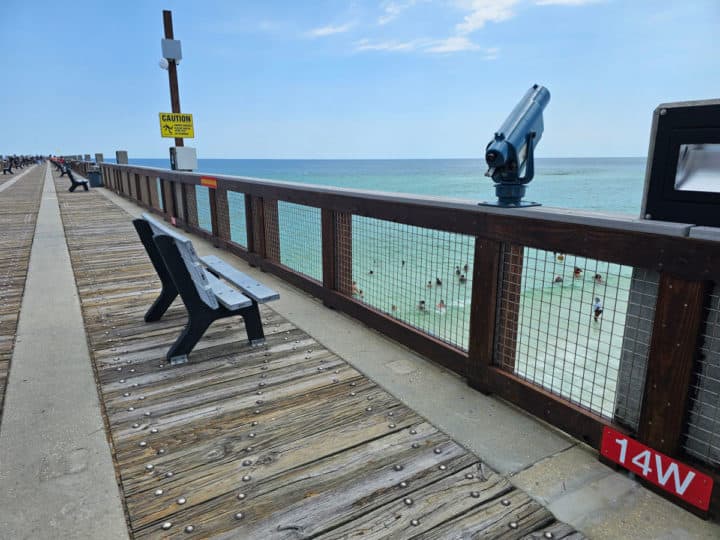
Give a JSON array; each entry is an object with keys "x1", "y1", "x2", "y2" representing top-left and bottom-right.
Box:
[{"x1": 82, "y1": 160, "x2": 720, "y2": 516}]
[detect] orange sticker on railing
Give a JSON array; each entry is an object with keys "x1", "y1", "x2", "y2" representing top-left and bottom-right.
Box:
[{"x1": 200, "y1": 176, "x2": 218, "y2": 189}]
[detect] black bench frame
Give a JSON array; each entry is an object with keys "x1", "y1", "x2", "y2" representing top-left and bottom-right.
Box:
[
  {"x1": 67, "y1": 168, "x2": 89, "y2": 192},
  {"x1": 133, "y1": 219, "x2": 264, "y2": 364}
]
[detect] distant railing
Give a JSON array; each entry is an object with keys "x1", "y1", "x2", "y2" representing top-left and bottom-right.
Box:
[{"x1": 78, "y1": 160, "x2": 720, "y2": 515}]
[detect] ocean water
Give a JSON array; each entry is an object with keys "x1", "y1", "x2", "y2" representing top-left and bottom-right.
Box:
[
  {"x1": 130, "y1": 157, "x2": 647, "y2": 418},
  {"x1": 131, "y1": 157, "x2": 646, "y2": 215}
]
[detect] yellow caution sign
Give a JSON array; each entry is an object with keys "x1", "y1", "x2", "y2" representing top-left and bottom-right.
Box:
[{"x1": 158, "y1": 112, "x2": 195, "y2": 138}]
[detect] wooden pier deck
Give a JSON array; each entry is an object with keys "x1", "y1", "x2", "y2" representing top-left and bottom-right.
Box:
[
  {"x1": 51, "y1": 169, "x2": 581, "y2": 539},
  {"x1": 0, "y1": 165, "x2": 43, "y2": 423}
]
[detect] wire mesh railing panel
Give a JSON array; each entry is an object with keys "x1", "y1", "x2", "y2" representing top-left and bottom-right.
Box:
[
  {"x1": 276, "y1": 201, "x2": 322, "y2": 281},
  {"x1": 684, "y1": 284, "x2": 720, "y2": 467},
  {"x1": 195, "y1": 185, "x2": 212, "y2": 232},
  {"x1": 227, "y1": 191, "x2": 248, "y2": 247},
  {"x1": 346, "y1": 216, "x2": 475, "y2": 350},
  {"x1": 495, "y1": 246, "x2": 657, "y2": 418},
  {"x1": 613, "y1": 268, "x2": 659, "y2": 430}
]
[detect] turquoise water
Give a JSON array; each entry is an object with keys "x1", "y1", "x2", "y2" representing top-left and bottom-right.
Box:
[
  {"x1": 132, "y1": 158, "x2": 647, "y2": 418},
  {"x1": 132, "y1": 157, "x2": 646, "y2": 215}
]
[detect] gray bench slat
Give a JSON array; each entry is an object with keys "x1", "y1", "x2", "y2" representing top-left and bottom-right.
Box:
[
  {"x1": 173, "y1": 240, "x2": 220, "y2": 310},
  {"x1": 201, "y1": 255, "x2": 280, "y2": 303},
  {"x1": 205, "y1": 273, "x2": 252, "y2": 310},
  {"x1": 142, "y1": 213, "x2": 191, "y2": 244}
]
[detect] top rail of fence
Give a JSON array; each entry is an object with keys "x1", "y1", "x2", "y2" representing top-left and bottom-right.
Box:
[{"x1": 95, "y1": 161, "x2": 720, "y2": 282}]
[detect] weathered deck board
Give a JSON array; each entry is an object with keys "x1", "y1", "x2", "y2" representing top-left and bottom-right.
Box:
[
  {"x1": 53, "y1": 174, "x2": 582, "y2": 539},
  {"x1": 0, "y1": 164, "x2": 43, "y2": 426}
]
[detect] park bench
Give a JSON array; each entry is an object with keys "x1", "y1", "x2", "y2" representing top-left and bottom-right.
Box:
[
  {"x1": 133, "y1": 213, "x2": 279, "y2": 364},
  {"x1": 65, "y1": 166, "x2": 89, "y2": 192}
]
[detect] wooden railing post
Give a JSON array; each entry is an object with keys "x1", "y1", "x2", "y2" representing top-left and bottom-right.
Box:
[
  {"x1": 122, "y1": 171, "x2": 129, "y2": 196},
  {"x1": 638, "y1": 274, "x2": 708, "y2": 455},
  {"x1": 184, "y1": 184, "x2": 198, "y2": 228},
  {"x1": 321, "y1": 209, "x2": 336, "y2": 294},
  {"x1": 263, "y1": 198, "x2": 280, "y2": 264},
  {"x1": 174, "y1": 182, "x2": 186, "y2": 224},
  {"x1": 245, "y1": 194, "x2": 257, "y2": 256},
  {"x1": 467, "y1": 238, "x2": 503, "y2": 391},
  {"x1": 161, "y1": 179, "x2": 176, "y2": 219},
  {"x1": 134, "y1": 174, "x2": 142, "y2": 204},
  {"x1": 321, "y1": 209, "x2": 353, "y2": 296},
  {"x1": 147, "y1": 176, "x2": 158, "y2": 210},
  {"x1": 248, "y1": 195, "x2": 267, "y2": 263}
]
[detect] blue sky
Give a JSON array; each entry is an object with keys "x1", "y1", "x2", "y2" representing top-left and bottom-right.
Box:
[{"x1": 1, "y1": 0, "x2": 718, "y2": 158}]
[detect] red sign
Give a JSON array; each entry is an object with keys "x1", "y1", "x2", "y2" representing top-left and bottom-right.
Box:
[
  {"x1": 200, "y1": 176, "x2": 218, "y2": 189},
  {"x1": 601, "y1": 427, "x2": 713, "y2": 511}
]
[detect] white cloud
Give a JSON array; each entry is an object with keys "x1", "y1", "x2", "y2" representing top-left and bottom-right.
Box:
[
  {"x1": 536, "y1": 0, "x2": 599, "y2": 5},
  {"x1": 354, "y1": 38, "x2": 426, "y2": 52},
  {"x1": 306, "y1": 22, "x2": 354, "y2": 38},
  {"x1": 455, "y1": 0, "x2": 519, "y2": 34},
  {"x1": 425, "y1": 36, "x2": 480, "y2": 53},
  {"x1": 355, "y1": 36, "x2": 498, "y2": 57},
  {"x1": 378, "y1": 1, "x2": 418, "y2": 25},
  {"x1": 482, "y1": 46, "x2": 500, "y2": 60}
]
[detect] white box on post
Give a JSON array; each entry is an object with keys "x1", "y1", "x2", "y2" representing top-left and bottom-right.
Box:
[{"x1": 170, "y1": 147, "x2": 197, "y2": 171}]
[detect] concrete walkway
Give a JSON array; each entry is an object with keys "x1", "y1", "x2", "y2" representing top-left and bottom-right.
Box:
[
  {"x1": 99, "y1": 185, "x2": 720, "y2": 539},
  {"x1": 0, "y1": 164, "x2": 128, "y2": 539}
]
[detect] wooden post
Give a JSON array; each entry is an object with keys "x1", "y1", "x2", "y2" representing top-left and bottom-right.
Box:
[
  {"x1": 638, "y1": 273, "x2": 708, "y2": 455},
  {"x1": 250, "y1": 195, "x2": 266, "y2": 259},
  {"x1": 263, "y1": 199, "x2": 280, "y2": 263},
  {"x1": 144, "y1": 176, "x2": 151, "y2": 206},
  {"x1": 321, "y1": 209, "x2": 336, "y2": 292},
  {"x1": 321, "y1": 209, "x2": 353, "y2": 295},
  {"x1": 174, "y1": 182, "x2": 186, "y2": 222},
  {"x1": 209, "y1": 188, "x2": 220, "y2": 245},
  {"x1": 467, "y1": 238, "x2": 503, "y2": 392},
  {"x1": 134, "y1": 174, "x2": 142, "y2": 203},
  {"x1": 161, "y1": 179, "x2": 176, "y2": 219},
  {"x1": 245, "y1": 194, "x2": 256, "y2": 255},
  {"x1": 163, "y1": 10, "x2": 184, "y2": 148},
  {"x1": 184, "y1": 184, "x2": 198, "y2": 227}
]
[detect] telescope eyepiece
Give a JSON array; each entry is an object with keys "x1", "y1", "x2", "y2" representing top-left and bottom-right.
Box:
[{"x1": 486, "y1": 149, "x2": 503, "y2": 167}]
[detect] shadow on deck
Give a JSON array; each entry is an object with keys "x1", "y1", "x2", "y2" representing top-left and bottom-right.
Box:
[{"x1": 54, "y1": 174, "x2": 581, "y2": 539}]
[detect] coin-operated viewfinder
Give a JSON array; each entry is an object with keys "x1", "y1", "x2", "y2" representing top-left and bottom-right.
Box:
[{"x1": 481, "y1": 84, "x2": 551, "y2": 208}]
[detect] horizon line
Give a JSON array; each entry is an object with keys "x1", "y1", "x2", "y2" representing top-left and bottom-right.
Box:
[{"x1": 115, "y1": 155, "x2": 647, "y2": 161}]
